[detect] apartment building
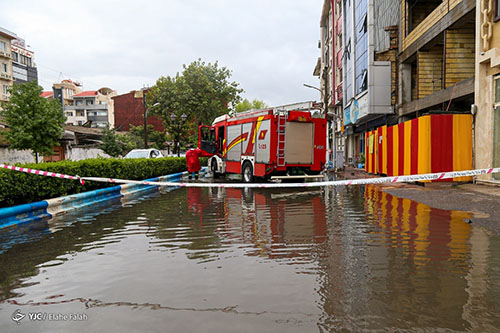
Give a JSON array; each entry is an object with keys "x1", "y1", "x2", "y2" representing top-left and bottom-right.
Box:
[
  {"x1": 0, "y1": 27, "x2": 16, "y2": 104},
  {"x1": 11, "y1": 37, "x2": 37, "y2": 84},
  {"x1": 398, "y1": 0, "x2": 475, "y2": 119},
  {"x1": 113, "y1": 90, "x2": 164, "y2": 132},
  {"x1": 316, "y1": 0, "x2": 346, "y2": 168},
  {"x1": 342, "y1": 0, "x2": 400, "y2": 165},
  {"x1": 475, "y1": 0, "x2": 500, "y2": 183},
  {"x1": 52, "y1": 79, "x2": 82, "y2": 107},
  {"x1": 64, "y1": 88, "x2": 117, "y2": 128}
]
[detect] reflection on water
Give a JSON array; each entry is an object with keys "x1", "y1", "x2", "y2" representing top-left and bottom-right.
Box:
[{"x1": 0, "y1": 184, "x2": 499, "y2": 332}]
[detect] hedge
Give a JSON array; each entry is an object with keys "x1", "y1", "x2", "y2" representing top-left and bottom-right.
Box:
[{"x1": 0, "y1": 157, "x2": 208, "y2": 208}]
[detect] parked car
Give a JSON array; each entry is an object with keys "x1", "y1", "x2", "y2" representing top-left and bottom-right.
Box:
[{"x1": 124, "y1": 149, "x2": 164, "y2": 159}]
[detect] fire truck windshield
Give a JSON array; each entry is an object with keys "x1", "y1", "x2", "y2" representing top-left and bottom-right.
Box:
[{"x1": 200, "y1": 126, "x2": 216, "y2": 154}]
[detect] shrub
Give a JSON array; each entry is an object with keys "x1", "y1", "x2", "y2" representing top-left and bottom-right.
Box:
[{"x1": 0, "y1": 157, "x2": 188, "y2": 208}]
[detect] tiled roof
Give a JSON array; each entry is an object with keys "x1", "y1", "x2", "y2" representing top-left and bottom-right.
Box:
[
  {"x1": 74, "y1": 91, "x2": 98, "y2": 97},
  {"x1": 41, "y1": 91, "x2": 53, "y2": 98}
]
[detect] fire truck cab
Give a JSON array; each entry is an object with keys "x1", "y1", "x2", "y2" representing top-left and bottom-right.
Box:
[{"x1": 198, "y1": 103, "x2": 327, "y2": 182}]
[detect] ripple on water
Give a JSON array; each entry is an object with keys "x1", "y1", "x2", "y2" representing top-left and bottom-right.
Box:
[{"x1": 0, "y1": 185, "x2": 499, "y2": 332}]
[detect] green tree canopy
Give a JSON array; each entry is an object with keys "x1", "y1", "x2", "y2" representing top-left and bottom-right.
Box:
[
  {"x1": 100, "y1": 126, "x2": 123, "y2": 157},
  {"x1": 1, "y1": 81, "x2": 66, "y2": 163},
  {"x1": 235, "y1": 98, "x2": 269, "y2": 113},
  {"x1": 147, "y1": 59, "x2": 243, "y2": 146},
  {"x1": 128, "y1": 124, "x2": 167, "y2": 149}
]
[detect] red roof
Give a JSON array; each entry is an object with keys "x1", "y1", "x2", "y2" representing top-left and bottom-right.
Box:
[
  {"x1": 74, "y1": 91, "x2": 98, "y2": 97},
  {"x1": 41, "y1": 91, "x2": 53, "y2": 98}
]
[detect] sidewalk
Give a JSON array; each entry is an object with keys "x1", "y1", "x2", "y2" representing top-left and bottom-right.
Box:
[{"x1": 332, "y1": 167, "x2": 500, "y2": 235}]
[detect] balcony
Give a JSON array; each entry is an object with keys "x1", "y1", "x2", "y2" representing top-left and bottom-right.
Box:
[
  {"x1": 88, "y1": 115, "x2": 108, "y2": 122},
  {"x1": 83, "y1": 103, "x2": 108, "y2": 110},
  {"x1": 0, "y1": 50, "x2": 11, "y2": 59},
  {"x1": 336, "y1": 82, "x2": 343, "y2": 102},
  {"x1": 336, "y1": 16, "x2": 342, "y2": 36},
  {"x1": 65, "y1": 103, "x2": 108, "y2": 111},
  {"x1": 336, "y1": 49, "x2": 343, "y2": 68},
  {"x1": 0, "y1": 73, "x2": 13, "y2": 81}
]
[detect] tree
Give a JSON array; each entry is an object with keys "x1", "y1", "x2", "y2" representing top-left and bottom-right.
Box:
[
  {"x1": 100, "y1": 126, "x2": 123, "y2": 157},
  {"x1": 148, "y1": 59, "x2": 243, "y2": 145},
  {"x1": 235, "y1": 98, "x2": 269, "y2": 113},
  {"x1": 128, "y1": 124, "x2": 167, "y2": 149},
  {"x1": 1, "y1": 81, "x2": 66, "y2": 163}
]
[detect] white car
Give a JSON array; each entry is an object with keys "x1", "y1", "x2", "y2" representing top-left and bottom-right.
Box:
[{"x1": 124, "y1": 149, "x2": 164, "y2": 159}]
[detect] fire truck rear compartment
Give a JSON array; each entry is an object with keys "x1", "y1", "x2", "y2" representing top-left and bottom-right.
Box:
[{"x1": 285, "y1": 122, "x2": 313, "y2": 164}]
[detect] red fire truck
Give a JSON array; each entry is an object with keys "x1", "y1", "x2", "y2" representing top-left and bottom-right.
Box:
[{"x1": 198, "y1": 103, "x2": 327, "y2": 182}]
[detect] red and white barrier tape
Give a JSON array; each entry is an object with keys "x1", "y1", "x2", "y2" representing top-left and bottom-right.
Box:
[
  {"x1": 0, "y1": 163, "x2": 85, "y2": 185},
  {"x1": 1, "y1": 163, "x2": 499, "y2": 189}
]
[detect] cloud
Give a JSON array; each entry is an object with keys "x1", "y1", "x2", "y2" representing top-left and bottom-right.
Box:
[{"x1": 1, "y1": 0, "x2": 323, "y2": 106}]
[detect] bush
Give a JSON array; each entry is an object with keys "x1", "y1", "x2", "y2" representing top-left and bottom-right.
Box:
[{"x1": 0, "y1": 157, "x2": 188, "y2": 208}]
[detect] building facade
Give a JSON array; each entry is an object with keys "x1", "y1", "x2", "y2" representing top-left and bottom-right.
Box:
[
  {"x1": 0, "y1": 27, "x2": 16, "y2": 104},
  {"x1": 398, "y1": 0, "x2": 475, "y2": 120},
  {"x1": 52, "y1": 79, "x2": 82, "y2": 107},
  {"x1": 316, "y1": 0, "x2": 346, "y2": 169},
  {"x1": 475, "y1": 0, "x2": 500, "y2": 183},
  {"x1": 11, "y1": 37, "x2": 37, "y2": 84},
  {"x1": 113, "y1": 90, "x2": 164, "y2": 132},
  {"x1": 342, "y1": 0, "x2": 399, "y2": 166},
  {"x1": 64, "y1": 88, "x2": 117, "y2": 128}
]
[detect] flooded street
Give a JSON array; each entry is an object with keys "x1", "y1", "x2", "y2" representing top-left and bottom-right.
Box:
[{"x1": 1, "y1": 184, "x2": 499, "y2": 332}]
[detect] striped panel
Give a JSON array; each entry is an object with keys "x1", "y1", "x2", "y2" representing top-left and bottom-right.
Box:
[
  {"x1": 411, "y1": 119, "x2": 419, "y2": 175},
  {"x1": 431, "y1": 115, "x2": 454, "y2": 174},
  {"x1": 398, "y1": 123, "x2": 405, "y2": 176},
  {"x1": 372, "y1": 131, "x2": 377, "y2": 174},
  {"x1": 387, "y1": 126, "x2": 394, "y2": 176},
  {"x1": 394, "y1": 125, "x2": 400, "y2": 176},
  {"x1": 365, "y1": 132, "x2": 369, "y2": 172},
  {"x1": 382, "y1": 126, "x2": 388, "y2": 175},
  {"x1": 452, "y1": 114, "x2": 473, "y2": 181},
  {"x1": 404, "y1": 121, "x2": 412, "y2": 175},
  {"x1": 418, "y1": 116, "x2": 432, "y2": 176},
  {"x1": 377, "y1": 127, "x2": 383, "y2": 174}
]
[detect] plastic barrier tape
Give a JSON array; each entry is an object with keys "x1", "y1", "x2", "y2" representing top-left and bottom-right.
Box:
[
  {"x1": 1, "y1": 163, "x2": 85, "y2": 185},
  {"x1": 2, "y1": 163, "x2": 498, "y2": 189}
]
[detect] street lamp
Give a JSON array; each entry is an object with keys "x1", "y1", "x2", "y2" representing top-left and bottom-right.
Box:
[
  {"x1": 144, "y1": 101, "x2": 160, "y2": 148},
  {"x1": 303, "y1": 83, "x2": 322, "y2": 93},
  {"x1": 170, "y1": 112, "x2": 187, "y2": 157}
]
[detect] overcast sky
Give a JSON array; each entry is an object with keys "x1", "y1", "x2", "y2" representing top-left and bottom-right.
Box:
[{"x1": 1, "y1": 0, "x2": 323, "y2": 107}]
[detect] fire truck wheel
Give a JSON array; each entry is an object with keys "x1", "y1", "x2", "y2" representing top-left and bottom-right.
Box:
[
  {"x1": 242, "y1": 162, "x2": 254, "y2": 183},
  {"x1": 211, "y1": 159, "x2": 219, "y2": 178}
]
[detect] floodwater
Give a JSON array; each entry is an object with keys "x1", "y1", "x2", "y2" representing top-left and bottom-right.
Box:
[{"x1": 0, "y1": 182, "x2": 499, "y2": 332}]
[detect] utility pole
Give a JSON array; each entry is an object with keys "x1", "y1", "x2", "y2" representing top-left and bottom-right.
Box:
[{"x1": 143, "y1": 90, "x2": 148, "y2": 148}]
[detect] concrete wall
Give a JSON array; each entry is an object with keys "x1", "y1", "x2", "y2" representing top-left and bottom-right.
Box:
[
  {"x1": 475, "y1": 0, "x2": 500, "y2": 183},
  {"x1": 65, "y1": 147, "x2": 111, "y2": 161},
  {"x1": 0, "y1": 147, "x2": 111, "y2": 164},
  {"x1": 0, "y1": 148, "x2": 35, "y2": 164}
]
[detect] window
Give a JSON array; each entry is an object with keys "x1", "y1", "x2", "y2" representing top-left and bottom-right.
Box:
[
  {"x1": 361, "y1": 69, "x2": 368, "y2": 91},
  {"x1": 65, "y1": 111, "x2": 74, "y2": 117},
  {"x1": 76, "y1": 111, "x2": 85, "y2": 117},
  {"x1": 359, "y1": 14, "x2": 367, "y2": 34},
  {"x1": 86, "y1": 99, "x2": 94, "y2": 105},
  {"x1": 12, "y1": 52, "x2": 18, "y2": 62},
  {"x1": 1, "y1": 63, "x2": 7, "y2": 72},
  {"x1": 3, "y1": 85, "x2": 8, "y2": 94},
  {"x1": 75, "y1": 99, "x2": 83, "y2": 106},
  {"x1": 0, "y1": 41, "x2": 5, "y2": 52},
  {"x1": 496, "y1": 0, "x2": 500, "y2": 22}
]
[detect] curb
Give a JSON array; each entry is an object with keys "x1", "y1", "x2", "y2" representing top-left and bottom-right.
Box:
[{"x1": 0, "y1": 169, "x2": 204, "y2": 230}]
